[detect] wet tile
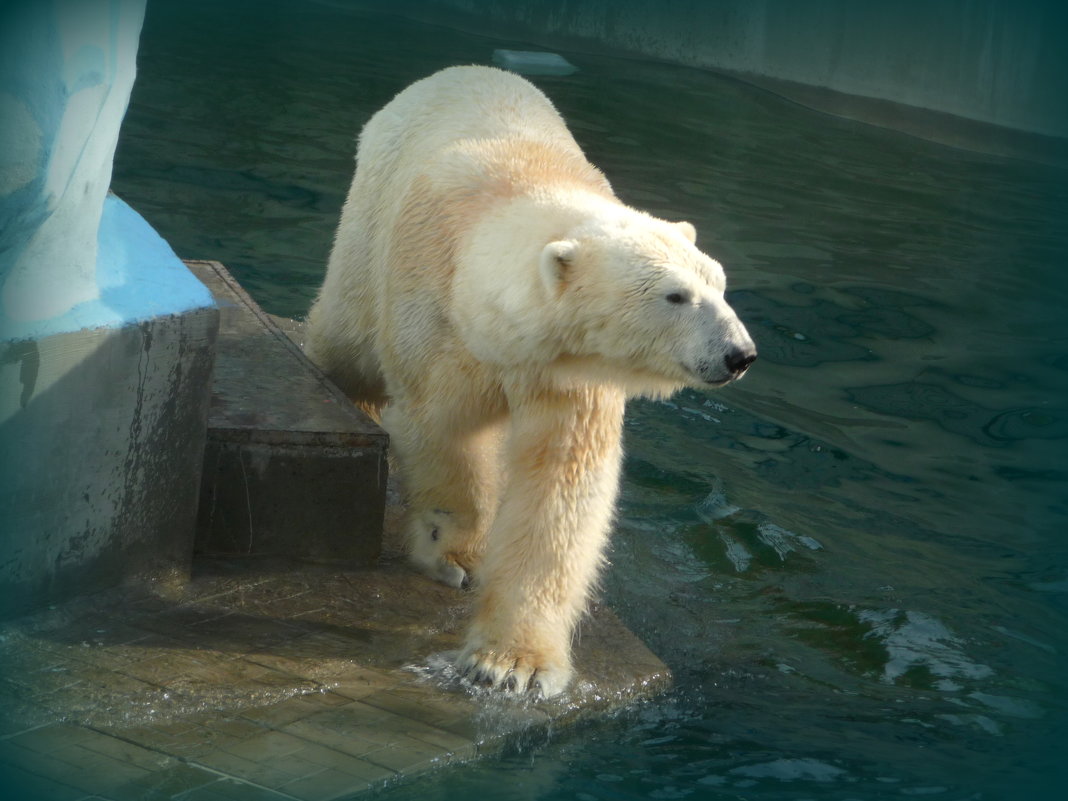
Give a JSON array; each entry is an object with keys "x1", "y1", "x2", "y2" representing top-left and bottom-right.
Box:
[
  {"x1": 284, "y1": 708, "x2": 398, "y2": 759},
  {"x1": 358, "y1": 686, "x2": 470, "y2": 724},
  {"x1": 127, "y1": 607, "x2": 227, "y2": 637},
  {"x1": 276, "y1": 766, "x2": 379, "y2": 801},
  {"x1": 0, "y1": 763, "x2": 85, "y2": 801},
  {"x1": 0, "y1": 636, "x2": 71, "y2": 675},
  {"x1": 21, "y1": 744, "x2": 153, "y2": 795},
  {"x1": 116, "y1": 650, "x2": 232, "y2": 686},
  {"x1": 5, "y1": 662, "x2": 85, "y2": 697},
  {"x1": 74, "y1": 729, "x2": 177, "y2": 772},
  {"x1": 238, "y1": 696, "x2": 328, "y2": 728},
  {"x1": 27, "y1": 667, "x2": 165, "y2": 725},
  {"x1": 185, "y1": 749, "x2": 275, "y2": 784},
  {"x1": 220, "y1": 729, "x2": 311, "y2": 762},
  {"x1": 7, "y1": 725, "x2": 177, "y2": 794},
  {"x1": 294, "y1": 690, "x2": 355, "y2": 708},
  {"x1": 5, "y1": 723, "x2": 96, "y2": 752},
  {"x1": 0, "y1": 560, "x2": 670, "y2": 798},
  {"x1": 90, "y1": 633, "x2": 205, "y2": 669},
  {"x1": 191, "y1": 729, "x2": 358, "y2": 786},
  {"x1": 101, "y1": 721, "x2": 235, "y2": 761},
  {"x1": 59, "y1": 621, "x2": 160, "y2": 652},
  {"x1": 327, "y1": 667, "x2": 399, "y2": 700},
  {"x1": 168, "y1": 657, "x2": 305, "y2": 693},
  {"x1": 174, "y1": 776, "x2": 295, "y2": 801},
  {"x1": 107, "y1": 762, "x2": 218, "y2": 800},
  {"x1": 243, "y1": 631, "x2": 381, "y2": 681},
  {"x1": 0, "y1": 705, "x2": 53, "y2": 739},
  {"x1": 185, "y1": 613, "x2": 307, "y2": 655},
  {"x1": 360, "y1": 732, "x2": 455, "y2": 773},
  {"x1": 202, "y1": 716, "x2": 266, "y2": 741},
  {"x1": 396, "y1": 721, "x2": 476, "y2": 756},
  {"x1": 288, "y1": 743, "x2": 396, "y2": 789},
  {"x1": 360, "y1": 687, "x2": 510, "y2": 743},
  {"x1": 0, "y1": 738, "x2": 56, "y2": 775},
  {"x1": 220, "y1": 589, "x2": 328, "y2": 622}
]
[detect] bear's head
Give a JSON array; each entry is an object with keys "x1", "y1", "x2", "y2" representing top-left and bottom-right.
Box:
[{"x1": 540, "y1": 208, "x2": 756, "y2": 397}]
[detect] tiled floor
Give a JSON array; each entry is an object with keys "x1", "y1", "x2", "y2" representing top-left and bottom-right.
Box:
[{"x1": 0, "y1": 557, "x2": 670, "y2": 800}]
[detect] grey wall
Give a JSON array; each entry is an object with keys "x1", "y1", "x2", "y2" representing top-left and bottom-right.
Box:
[
  {"x1": 0, "y1": 309, "x2": 218, "y2": 618},
  {"x1": 384, "y1": 0, "x2": 1067, "y2": 142}
]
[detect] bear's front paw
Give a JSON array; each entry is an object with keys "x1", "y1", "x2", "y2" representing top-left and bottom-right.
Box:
[{"x1": 458, "y1": 644, "x2": 573, "y2": 698}]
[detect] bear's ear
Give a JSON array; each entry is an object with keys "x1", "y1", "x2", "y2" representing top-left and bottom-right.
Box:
[
  {"x1": 673, "y1": 220, "x2": 697, "y2": 244},
  {"x1": 540, "y1": 240, "x2": 578, "y2": 296}
]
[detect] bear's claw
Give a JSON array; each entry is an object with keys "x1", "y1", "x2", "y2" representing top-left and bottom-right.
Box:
[
  {"x1": 430, "y1": 558, "x2": 469, "y2": 589},
  {"x1": 458, "y1": 648, "x2": 571, "y2": 698}
]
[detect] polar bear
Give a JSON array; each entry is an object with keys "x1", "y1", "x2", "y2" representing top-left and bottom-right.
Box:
[{"x1": 306, "y1": 66, "x2": 755, "y2": 698}]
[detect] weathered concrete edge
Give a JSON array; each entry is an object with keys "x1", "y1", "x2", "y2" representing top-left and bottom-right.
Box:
[{"x1": 184, "y1": 260, "x2": 387, "y2": 438}]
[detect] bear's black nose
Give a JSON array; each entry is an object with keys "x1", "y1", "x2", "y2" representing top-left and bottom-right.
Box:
[{"x1": 725, "y1": 347, "x2": 757, "y2": 376}]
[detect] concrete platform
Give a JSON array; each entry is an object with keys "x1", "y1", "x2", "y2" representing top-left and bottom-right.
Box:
[
  {"x1": 0, "y1": 261, "x2": 671, "y2": 799},
  {"x1": 0, "y1": 553, "x2": 670, "y2": 800}
]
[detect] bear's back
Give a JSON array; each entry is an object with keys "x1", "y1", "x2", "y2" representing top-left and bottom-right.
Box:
[{"x1": 357, "y1": 66, "x2": 583, "y2": 176}]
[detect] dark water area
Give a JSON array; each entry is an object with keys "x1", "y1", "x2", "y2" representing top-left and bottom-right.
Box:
[{"x1": 113, "y1": 1, "x2": 1068, "y2": 798}]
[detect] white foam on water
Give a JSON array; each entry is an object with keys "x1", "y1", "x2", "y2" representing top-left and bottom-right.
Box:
[
  {"x1": 697, "y1": 774, "x2": 727, "y2": 786},
  {"x1": 991, "y1": 625, "x2": 1057, "y2": 653},
  {"x1": 936, "y1": 713, "x2": 1002, "y2": 736},
  {"x1": 757, "y1": 521, "x2": 823, "y2": 559},
  {"x1": 718, "y1": 533, "x2": 752, "y2": 573},
  {"x1": 680, "y1": 405, "x2": 721, "y2": 423},
  {"x1": 968, "y1": 691, "x2": 1043, "y2": 719},
  {"x1": 695, "y1": 483, "x2": 740, "y2": 522},
  {"x1": 728, "y1": 757, "x2": 848, "y2": 782},
  {"x1": 1027, "y1": 574, "x2": 1068, "y2": 593},
  {"x1": 859, "y1": 609, "x2": 993, "y2": 684}
]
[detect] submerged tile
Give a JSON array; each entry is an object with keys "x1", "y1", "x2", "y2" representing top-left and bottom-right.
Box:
[{"x1": 0, "y1": 557, "x2": 669, "y2": 798}]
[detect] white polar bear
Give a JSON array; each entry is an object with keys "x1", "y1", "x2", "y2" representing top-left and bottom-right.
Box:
[{"x1": 306, "y1": 66, "x2": 756, "y2": 698}]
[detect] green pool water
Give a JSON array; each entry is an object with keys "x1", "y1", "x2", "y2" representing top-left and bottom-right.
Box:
[{"x1": 113, "y1": 2, "x2": 1068, "y2": 798}]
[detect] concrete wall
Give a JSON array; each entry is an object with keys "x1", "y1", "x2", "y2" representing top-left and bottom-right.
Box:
[
  {"x1": 0, "y1": 0, "x2": 218, "y2": 617},
  {"x1": 381, "y1": 0, "x2": 1068, "y2": 144},
  {"x1": 0, "y1": 304, "x2": 218, "y2": 617}
]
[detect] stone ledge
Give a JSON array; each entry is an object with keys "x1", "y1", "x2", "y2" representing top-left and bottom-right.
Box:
[
  {"x1": 186, "y1": 260, "x2": 387, "y2": 565},
  {"x1": 0, "y1": 556, "x2": 671, "y2": 800}
]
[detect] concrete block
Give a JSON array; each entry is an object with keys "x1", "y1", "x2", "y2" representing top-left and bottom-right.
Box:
[
  {"x1": 0, "y1": 306, "x2": 218, "y2": 619},
  {"x1": 187, "y1": 261, "x2": 388, "y2": 565}
]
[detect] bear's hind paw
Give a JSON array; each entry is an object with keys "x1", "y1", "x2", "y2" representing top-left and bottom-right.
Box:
[
  {"x1": 420, "y1": 555, "x2": 470, "y2": 589},
  {"x1": 458, "y1": 648, "x2": 572, "y2": 699},
  {"x1": 406, "y1": 509, "x2": 476, "y2": 589}
]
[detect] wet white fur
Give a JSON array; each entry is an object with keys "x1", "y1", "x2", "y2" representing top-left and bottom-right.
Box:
[{"x1": 306, "y1": 66, "x2": 754, "y2": 697}]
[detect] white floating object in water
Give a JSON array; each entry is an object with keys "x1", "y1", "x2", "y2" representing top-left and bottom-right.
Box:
[{"x1": 492, "y1": 49, "x2": 577, "y2": 76}]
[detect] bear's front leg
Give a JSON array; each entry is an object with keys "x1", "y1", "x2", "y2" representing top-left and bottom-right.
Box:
[{"x1": 459, "y1": 385, "x2": 626, "y2": 698}]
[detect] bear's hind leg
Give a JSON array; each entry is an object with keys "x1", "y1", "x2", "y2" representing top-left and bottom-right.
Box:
[{"x1": 383, "y1": 395, "x2": 504, "y2": 588}]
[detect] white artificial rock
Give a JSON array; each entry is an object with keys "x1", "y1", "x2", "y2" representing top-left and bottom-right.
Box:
[{"x1": 0, "y1": 0, "x2": 146, "y2": 328}]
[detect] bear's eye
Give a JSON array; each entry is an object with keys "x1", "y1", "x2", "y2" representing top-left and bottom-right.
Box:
[{"x1": 665, "y1": 291, "x2": 690, "y2": 305}]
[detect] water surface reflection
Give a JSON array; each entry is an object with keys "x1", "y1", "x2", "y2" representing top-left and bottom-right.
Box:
[{"x1": 114, "y1": 2, "x2": 1068, "y2": 798}]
